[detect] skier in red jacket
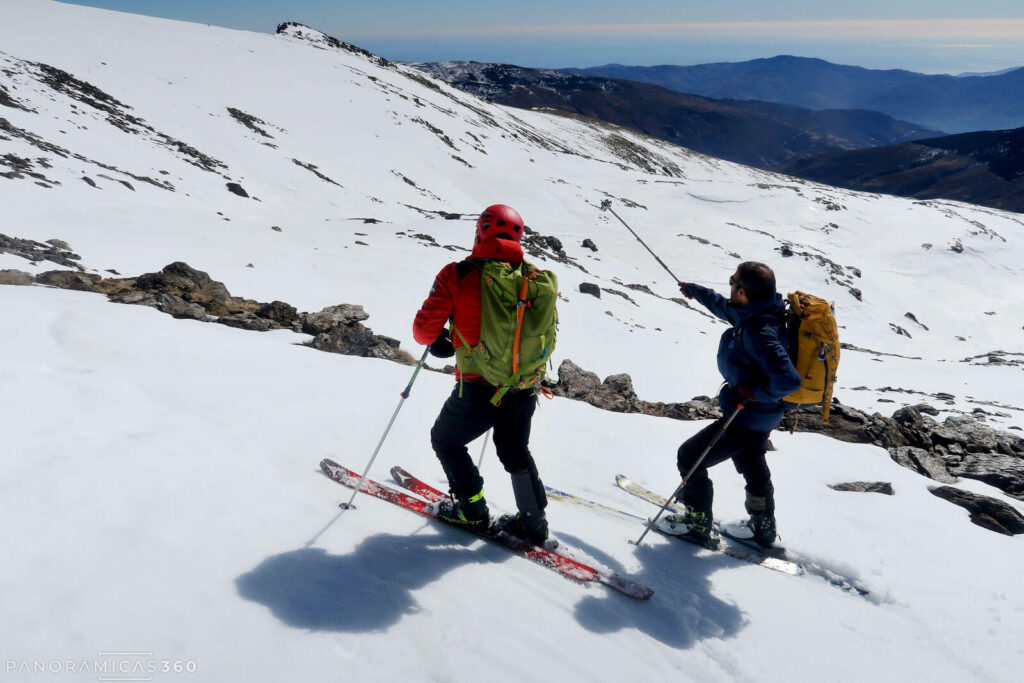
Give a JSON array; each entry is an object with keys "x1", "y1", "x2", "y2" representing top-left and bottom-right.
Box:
[{"x1": 413, "y1": 204, "x2": 549, "y2": 545}]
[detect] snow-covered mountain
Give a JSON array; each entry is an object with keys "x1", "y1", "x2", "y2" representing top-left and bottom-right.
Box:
[{"x1": 2, "y1": 2, "x2": 1023, "y2": 681}]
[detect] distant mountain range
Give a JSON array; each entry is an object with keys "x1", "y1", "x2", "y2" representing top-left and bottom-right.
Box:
[
  {"x1": 563, "y1": 56, "x2": 1024, "y2": 134},
  {"x1": 418, "y1": 60, "x2": 1024, "y2": 214},
  {"x1": 414, "y1": 61, "x2": 939, "y2": 170},
  {"x1": 781, "y1": 127, "x2": 1024, "y2": 213}
]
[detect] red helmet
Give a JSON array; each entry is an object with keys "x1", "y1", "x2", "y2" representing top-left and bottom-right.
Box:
[{"x1": 475, "y1": 204, "x2": 524, "y2": 245}]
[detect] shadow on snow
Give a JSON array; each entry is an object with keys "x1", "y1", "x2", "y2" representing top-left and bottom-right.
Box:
[
  {"x1": 557, "y1": 530, "x2": 746, "y2": 648},
  {"x1": 234, "y1": 530, "x2": 502, "y2": 632},
  {"x1": 236, "y1": 522, "x2": 746, "y2": 649}
]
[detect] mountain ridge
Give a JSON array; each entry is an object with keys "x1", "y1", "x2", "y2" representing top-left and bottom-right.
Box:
[
  {"x1": 564, "y1": 55, "x2": 1024, "y2": 133},
  {"x1": 414, "y1": 60, "x2": 940, "y2": 170}
]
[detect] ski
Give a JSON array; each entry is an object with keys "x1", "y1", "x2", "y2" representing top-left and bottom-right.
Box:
[
  {"x1": 545, "y1": 484, "x2": 647, "y2": 522},
  {"x1": 614, "y1": 474, "x2": 869, "y2": 595},
  {"x1": 546, "y1": 476, "x2": 800, "y2": 574},
  {"x1": 388, "y1": 466, "x2": 653, "y2": 600},
  {"x1": 318, "y1": 459, "x2": 652, "y2": 600}
]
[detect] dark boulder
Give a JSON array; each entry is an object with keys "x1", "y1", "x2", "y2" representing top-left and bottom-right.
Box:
[{"x1": 929, "y1": 486, "x2": 1024, "y2": 535}]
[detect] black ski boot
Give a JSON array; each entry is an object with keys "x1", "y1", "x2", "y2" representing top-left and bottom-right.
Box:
[
  {"x1": 432, "y1": 488, "x2": 489, "y2": 530},
  {"x1": 655, "y1": 506, "x2": 720, "y2": 549},
  {"x1": 494, "y1": 510, "x2": 548, "y2": 546},
  {"x1": 723, "y1": 487, "x2": 777, "y2": 549},
  {"x1": 495, "y1": 468, "x2": 549, "y2": 546},
  {"x1": 746, "y1": 512, "x2": 777, "y2": 549}
]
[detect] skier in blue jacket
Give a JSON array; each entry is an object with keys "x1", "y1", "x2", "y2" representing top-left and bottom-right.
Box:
[{"x1": 658, "y1": 261, "x2": 801, "y2": 548}]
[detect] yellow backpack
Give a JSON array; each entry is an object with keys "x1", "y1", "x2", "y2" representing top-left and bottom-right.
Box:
[{"x1": 782, "y1": 291, "x2": 840, "y2": 422}]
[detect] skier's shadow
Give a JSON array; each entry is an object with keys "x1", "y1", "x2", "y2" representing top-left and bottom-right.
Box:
[
  {"x1": 235, "y1": 529, "x2": 508, "y2": 632},
  {"x1": 559, "y1": 531, "x2": 746, "y2": 649}
]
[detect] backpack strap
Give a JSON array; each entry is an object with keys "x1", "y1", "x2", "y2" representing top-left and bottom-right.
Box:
[{"x1": 456, "y1": 259, "x2": 482, "y2": 280}]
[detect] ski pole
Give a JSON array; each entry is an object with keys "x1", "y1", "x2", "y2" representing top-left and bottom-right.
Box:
[
  {"x1": 340, "y1": 346, "x2": 431, "y2": 510},
  {"x1": 476, "y1": 429, "x2": 491, "y2": 469},
  {"x1": 600, "y1": 199, "x2": 681, "y2": 284},
  {"x1": 631, "y1": 403, "x2": 745, "y2": 547}
]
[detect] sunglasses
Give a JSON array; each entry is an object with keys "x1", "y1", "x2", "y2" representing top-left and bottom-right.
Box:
[{"x1": 729, "y1": 275, "x2": 742, "y2": 288}]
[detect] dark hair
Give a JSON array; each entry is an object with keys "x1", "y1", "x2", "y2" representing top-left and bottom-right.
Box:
[{"x1": 735, "y1": 262, "x2": 776, "y2": 302}]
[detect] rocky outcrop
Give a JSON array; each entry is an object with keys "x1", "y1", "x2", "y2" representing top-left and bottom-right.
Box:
[
  {"x1": 782, "y1": 403, "x2": 1024, "y2": 500},
  {"x1": 828, "y1": 482, "x2": 895, "y2": 495},
  {"x1": 0, "y1": 269, "x2": 34, "y2": 285},
  {"x1": 549, "y1": 359, "x2": 721, "y2": 420},
  {"x1": 550, "y1": 359, "x2": 1024, "y2": 502},
  {"x1": 929, "y1": 486, "x2": 1024, "y2": 535},
  {"x1": 17, "y1": 262, "x2": 415, "y2": 365},
  {"x1": 1, "y1": 234, "x2": 82, "y2": 269}
]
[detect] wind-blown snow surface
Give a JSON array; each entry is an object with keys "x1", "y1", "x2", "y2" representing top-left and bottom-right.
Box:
[{"x1": 1, "y1": 1, "x2": 1023, "y2": 681}]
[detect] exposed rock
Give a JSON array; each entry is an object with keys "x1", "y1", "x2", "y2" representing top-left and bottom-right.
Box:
[
  {"x1": 549, "y1": 360, "x2": 642, "y2": 412},
  {"x1": 582, "y1": 238, "x2": 598, "y2": 251},
  {"x1": 310, "y1": 322, "x2": 378, "y2": 355},
  {"x1": 889, "y1": 446, "x2": 958, "y2": 483},
  {"x1": 0, "y1": 269, "x2": 34, "y2": 285},
  {"x1": 579, "y1": 282, "x2": 601, "y2": 298},
  {"x1": 644, "y1": 397, "x2": 722, "y2": 421},
  {"x1": 135, "y1": 262, "x2": 231, "y2": 314},
  {"x1": 551, "y1": 359, "x2": 601, "y2": 399},
  {"x1": 155, "y1": 293, "x2": 206, "y2": 320},
  {"x1": 0, "y1": 233, "x2": 82, "y2": 269},
  {"x1": 226, "y1": 182, "x2": 249, "y2": 198},
  {"x1": 590, "y1": 373, "x2": 643, "y2": 413},
  {"x1": 36, "y1": 270, "x2": 102, "y2": 291},
  {"x1": 950, "y1": 453, "x2": 1024, "y2": 500},
  {"x1": 217, "y1": 314, "x2": 276, "y2": 332},
  {"x1": 256, "y1": 300, "x2": 299, "y2": 326},
  {"x1": 929, "y1": 486, "x2": 1024, "y2": 535},
  {"x1": 302, "y1": 304, "x2": 370, "y2": 335},
  {"x1": 828, "y1": 482, "x2": 895, "y2": 495}
]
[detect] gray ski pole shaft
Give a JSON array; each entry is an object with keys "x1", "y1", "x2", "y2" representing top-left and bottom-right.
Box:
[
  {"x1": 600, "y1": 199, "x2": 681, "y2": 284},
  {"x1": 476, "y1": 429, "x2": 491, "y2": 469},
  {"x1": 341, "y1": 346, "x2": 431, "y2": 510},
  {"x1": 631, "y1": 404, "x2": 745, "y2": 547}
]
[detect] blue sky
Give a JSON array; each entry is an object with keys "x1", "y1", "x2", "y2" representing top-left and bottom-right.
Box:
[{"x1": 58, "y1": 1, "x2": 1024, "y2": 74}]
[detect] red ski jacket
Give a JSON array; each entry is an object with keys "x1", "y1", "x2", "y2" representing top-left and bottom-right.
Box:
[{"x1": 413, "y1": 237, "x2": 525, "y2": 379}]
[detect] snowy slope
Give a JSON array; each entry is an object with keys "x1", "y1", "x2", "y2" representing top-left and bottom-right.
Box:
[
  {"x1": 3, "y1": 1, "x2": 1024, "y2": 422},
  {"x1": 2, "y1": 2, "x2": 1024, "y2": 681}
]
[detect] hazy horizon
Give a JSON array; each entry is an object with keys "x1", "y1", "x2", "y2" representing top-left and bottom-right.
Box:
[{"x1": 52, "y1": 0, "x2": 1024, "y2": 75}]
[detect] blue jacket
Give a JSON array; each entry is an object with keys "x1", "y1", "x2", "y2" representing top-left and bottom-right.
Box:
[{"x1": 685, "y1": 284, "x2": 802, "y2": 431}]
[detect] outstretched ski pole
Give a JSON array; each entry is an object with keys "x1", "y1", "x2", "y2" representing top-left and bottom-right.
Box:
[
  {"x1": 340, "y1": 346, "x2": 431, "y2": 510},
  {"x1": 600, "y1": 199, "x2": 681, "y2": 284},
  {"x1": 631, "y1": 403, "x2": 745, "y2": 547}
]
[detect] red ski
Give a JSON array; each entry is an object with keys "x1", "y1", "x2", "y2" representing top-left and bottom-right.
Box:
[{"x1": 319, "y1": 459, "x2": 652, "y2": 600}]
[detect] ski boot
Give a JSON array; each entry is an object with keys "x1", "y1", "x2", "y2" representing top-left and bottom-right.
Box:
[
  {"x1": 430, "y1": 488, "x2": 489, "y2": 530},
  {"x1": 655, "y1": 506, "x2": 720, "y2": 549},
  {"x1": 495, "y1": 468, "x2": 550, "y2": 546},
  {"x1": 724, "y1": 512, "x2": 777, "y2": 549},
  {"x1": 722, "y1": 489, "x2": 778, "y2": 549},
  {"x1": 494, "y1": 510, "x2": 549, "y2": 546}
]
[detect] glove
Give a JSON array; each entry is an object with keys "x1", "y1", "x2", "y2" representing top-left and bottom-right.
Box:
[
  {"x1": 678, "y1": 282, "x2": 694, "y2": 299},
  {"x1": 736, "y1": 383, "x2": 756, "y2": 401},
  {"x1": 428, "y1": 329, "x2": 455, "y2": 358}
]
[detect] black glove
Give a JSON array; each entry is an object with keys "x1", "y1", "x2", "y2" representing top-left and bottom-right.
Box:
[
  {"x1": 429, "y1": 329, "x2": 455, "y2": 358},
  {"x1": 678, "y1": 281, "x2": 694, "y2": 299}
]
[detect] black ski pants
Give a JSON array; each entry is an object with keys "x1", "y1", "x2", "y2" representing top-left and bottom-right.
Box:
[
  {"x1": 430, "y1": 382, "x2": 543, "y2": 503},
  {"x1": 676, "y1": 417, "x2": 773, "y2": 515}
]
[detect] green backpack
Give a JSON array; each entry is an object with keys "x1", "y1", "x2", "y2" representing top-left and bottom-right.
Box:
[{"x1": 452, "y1": 259, "x2": 559, "y2": 405}]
